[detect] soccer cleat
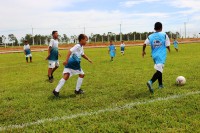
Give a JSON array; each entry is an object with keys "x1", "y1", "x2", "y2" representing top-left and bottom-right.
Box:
[
  {"x1": 53, "y1": 90, "x2": 59, "y2": 97},
  {"x1": 158, "y1": 85, "x2": 164, "y2": 89},
  {"x1": 147, "y1": 81, "x2": 154, "y2": 93},
  {"x1": 49, "y1": 76, "x2": 54, "y2": 83},
  {"x1": 74, "y1": 89, "x2": 84, "y2": 94}
]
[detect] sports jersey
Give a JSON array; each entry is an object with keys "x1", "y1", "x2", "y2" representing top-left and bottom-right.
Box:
[
  {"x1": 145, "y1": 32, "x2": 170, "y2": 64},
  {"x1": 48, "y1": 39, "x2": 59, "y2": 61},
  {"x1": 109, "y1": 44, "x2": 116, "y2": 57},
  {"x1": 24, "y1": 44, "x2": 31, "y2": 55},
  {"x1": 65, "y1": 44, "x2": 84, "y2": 70}
]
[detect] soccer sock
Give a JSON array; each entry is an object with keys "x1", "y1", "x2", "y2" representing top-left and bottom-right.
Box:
[
  {"x1": 158, "y1": 71, "x2": 163, "y2": 85},
  {"x1": 151, "y1": 71, "x2": 160, "y2": 83},
  {"x1": 55, "y1": 78, "x2": 66, "y2": 92},
  {"x1": 26, "y1": 57, "x2": 28, "y2": 62},
  {"x1": 76, "y1": 77, "x2": 83, "y2": 91}
]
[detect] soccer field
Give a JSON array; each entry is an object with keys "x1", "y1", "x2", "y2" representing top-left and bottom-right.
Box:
[{"x1": 0, "y1": 43, "x2": 200, "y2": 132}]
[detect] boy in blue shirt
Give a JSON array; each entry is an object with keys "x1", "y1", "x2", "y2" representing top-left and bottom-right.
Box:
[
  {"x1": 173, "y1": 38, "x2": 179, "y2": 52},
  {"x1": 108, "y1": 40, "x2": 116, "y2": 61},
  {"x1": 142, "y1": 22, "x2": 170, "y2": 93},
  {"x1": 53, "y1": 34, "x2": 92, "y2": 97}
]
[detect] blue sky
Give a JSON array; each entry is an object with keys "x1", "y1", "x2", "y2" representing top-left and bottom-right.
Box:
[{"x1": 0, "y1": 0, "x2": 200, "y2": 39}]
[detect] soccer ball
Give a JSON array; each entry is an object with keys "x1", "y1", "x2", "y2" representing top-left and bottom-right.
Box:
[{"x1": 176, "y1": 76, "x2": 186, "y2": 85}]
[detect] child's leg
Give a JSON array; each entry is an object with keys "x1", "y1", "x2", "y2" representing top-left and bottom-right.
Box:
[
  {"x1": 30, "y1": 56, "x2": 32, "y2": 62},
  {"x1": 51, "y1": 66, "x2": 59, "y2": 76},
  {"x1": 55, "y1": 73, "x2": 70, "y2": 92},
  {"x1": 76, "y1": 74, "x2": 84, "y2": 91},
  {"x1": 151, "y1": 70, "x2": 161, "y2": 83},
  {"x1": 26, "y1": 57, "x2": 28, "y2": 63},
  {"x1": 157, "y1": 71, "x2": 163, "y2": 86}
]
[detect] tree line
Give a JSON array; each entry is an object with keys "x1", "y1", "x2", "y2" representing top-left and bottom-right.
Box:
[{"x1": 0, "y1": 31, "x2": 180, "y2": 46}]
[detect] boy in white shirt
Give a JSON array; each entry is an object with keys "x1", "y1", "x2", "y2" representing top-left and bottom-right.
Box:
[
  {"x1": 53, "y1": 34, "x2": 92, "y2": 96},
  {"x1": 120, "y1": 41, "x2": 125, "y2": 55},
  {"x1": 23, "y1": 40, "x2": 32, "y2": 63}
]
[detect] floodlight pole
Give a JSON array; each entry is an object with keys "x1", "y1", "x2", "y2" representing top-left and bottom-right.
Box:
[
  {"x1": 32, "y1": 27, "x2": 35, "y2": 45},
  {"x1": 120, "y1": 24, "x2": 122, "y2": 41},
  {"x1": 184, "y1": 22, "x2": 186, "y2": 38}
]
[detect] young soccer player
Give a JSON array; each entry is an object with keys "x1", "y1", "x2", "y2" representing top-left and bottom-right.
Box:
[
  {"x1": 142, "y1": 22, "x2": 170, "y2": 93},
  {"x1": 120, "y1": 41, "x2": 125, "y2": 55},
  {"x1": 173, "y1": 38, "x2": 179, "y2": 52},
  {"x1": 46, "y1": 31, "x2": 61, "y2": 83},
  {"x1": 52, "y1": 34, "x2": 92, "y2": 97},
  {"x1": 23, "y1": 40, "x2": 32, "y2": 63},
  {"x1": 108, "y1": 40, "x2": 116, "y2": 61}
]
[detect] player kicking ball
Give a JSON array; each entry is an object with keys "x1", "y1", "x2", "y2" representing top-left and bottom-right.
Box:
[
  {"x1": 53, "y1": 34, "x2": 92, "y2": 97},
  {"x1": 108, "y1": 40, "x2": 116, "y2": 61},
  {"x1": 23, "y1": 40, "x2": 32, "y2": 63},
  {"x1": 142, "y1": 22, "x2": 170, "y2": 94},
  {"x1": 46, "y1": 31, "x2": 61, "y2": 83}
]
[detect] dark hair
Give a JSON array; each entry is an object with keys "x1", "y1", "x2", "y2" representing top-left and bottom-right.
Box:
[
  {"x1": 52, "y1": 31, "x2": 58, "y2": 35},
  {"x1": 78, "y1": 34, "x2": 86, "y2": 42},
  {"x1": 154, "y1": 22, "x2": 162, "y2": 30}
]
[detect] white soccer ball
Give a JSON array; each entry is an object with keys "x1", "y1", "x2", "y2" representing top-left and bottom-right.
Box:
[{"x1": 176, "y1": 76, "x2": 186, "y2": 85}]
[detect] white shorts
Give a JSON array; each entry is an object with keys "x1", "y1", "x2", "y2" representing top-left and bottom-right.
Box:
[
  {"x1": 25, "y1": 54, "x2": 32, "y2": 57},
  {"x1": 48, "y1": 60, "x2": 59, "y2": 68},
  {"x1": 63, "y1": 68, "x2": 84, "y2": 77},
  {"x1": 154, "y1": 64, "x2": 164, "y2": 73}
]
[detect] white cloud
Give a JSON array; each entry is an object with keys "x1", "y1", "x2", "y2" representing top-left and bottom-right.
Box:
[{"x1": 120, "y1": 0, "x2": 160, "y2": 7}]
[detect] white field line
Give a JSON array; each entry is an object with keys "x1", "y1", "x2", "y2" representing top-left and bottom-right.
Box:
[{"x1": 0, "y1": 91, "x2": 200, "y2": 131}]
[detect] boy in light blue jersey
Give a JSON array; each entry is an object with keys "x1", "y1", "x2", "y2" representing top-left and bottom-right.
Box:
[
  {"x1": 173, "y1": 38, "x2": 179, "y2": 52},
  {"x1": 53, "y1": 34, "x2": 92, "y2": 96},
  {"x1": 23, "y1": 40, "x2": 32, "y2": 63},
  {"x1": 108, "y1": 40, "x2": 116, "y2": 61},
  {"x1": 46, "y1": 31, "x2": 61, "y2": 83},
  {"x1": 142, "y1": 22, "x2": 170, "y2": 93}
]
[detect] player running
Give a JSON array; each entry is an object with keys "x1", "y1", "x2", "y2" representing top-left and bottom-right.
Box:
[
  {"x1": 23, "y1": 40, "x2": 32, "y2": 63},
  {"x1": 53, "y1": 34, "x2": 92, "y2": 97},
  {"x1": 46, "y1": 31, "x2": 61, "y2": 83},
  {"x1": 120, "y1": 41, "x2": 125, "y2": 55},
  {"x1": 108, "y1": 40, "x2": 116, "y2": 61},
  {"x1": 173, "y1": 38, "x2": 179, "y2": 52},
  {"x1": 142, "y1": 22, "x2": 170, "y2": 93}
]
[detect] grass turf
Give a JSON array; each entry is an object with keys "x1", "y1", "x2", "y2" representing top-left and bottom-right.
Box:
[{"x1": 0, "y1": 43, "x2": 200, "y2": 132}]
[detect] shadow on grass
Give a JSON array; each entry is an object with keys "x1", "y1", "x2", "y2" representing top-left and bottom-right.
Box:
[
  {"x1": 124, "y1": 89, "x2": 152, "y2": 100},
  {"x1": 48, "y1": 93, "x2": 87, "y2": 101}
]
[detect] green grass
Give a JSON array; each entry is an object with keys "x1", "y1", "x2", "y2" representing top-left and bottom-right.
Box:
[{"x1": 0, "y1": 44, "x2": 200, "y2": 132}]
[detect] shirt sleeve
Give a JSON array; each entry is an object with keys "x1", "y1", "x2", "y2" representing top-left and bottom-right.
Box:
[
  {"x1": 165, "y1": 35, "x2": 170, "y2": 47},
  {"x1": 81, "y1": 48, "x2": 85, "y2": 55},
  {"x1": 70, "y1": 44, "x2": 79, "y2": 53},
  {"x1": 49, "y1": 39, "x2": 53, "y2": 47},
  {"x1": 23, "y1": 46, "x2": 25, "y2": 50},
  {"x1": 144, "y1": 38, "x2": 150, "y2": 45}
]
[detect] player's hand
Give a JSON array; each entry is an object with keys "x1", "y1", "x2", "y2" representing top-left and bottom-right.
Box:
[
  {"x1": 63, "y1": 61, "x2": 68, "y2": 66},
  {"x1": 45, "y1": 57, "x2": 49, "y2": 60},
  {"x1": 142, "y1": 51, "x2": 146, "y2": 58},
  {"x1": 88, "y1": 59, "x2": 93, "y2": 64},
  {"x1": 59, "y1": 53, "x2": 61, "y2": 57}
]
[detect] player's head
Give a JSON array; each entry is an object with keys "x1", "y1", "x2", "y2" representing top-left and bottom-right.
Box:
[
  {"x1": 154, "y1": 22, "x2": 162, "y2": 31},
  {"x1": 52, "y1": 31, "x2": 58, "y2": 39},
  {"x1": 78, "y1": 34, "x2": 88, "y2": 46},
  {"x1": 24, "y1": 40, "x2": 28, "y2": 45},
  {"x1": 110, "y1": 40, "x2": 113, "y2": 45},
  {"x1": 121, "y1": 40, "x2": 124, "y2": 43},
  {"x1": 174, "y1": 38, "x2": 176, "y2": 40}
]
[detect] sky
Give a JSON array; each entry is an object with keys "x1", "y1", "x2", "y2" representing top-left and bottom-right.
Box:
[{"x1": 0, "y1": 0, "x2": 200, "y2": 40}]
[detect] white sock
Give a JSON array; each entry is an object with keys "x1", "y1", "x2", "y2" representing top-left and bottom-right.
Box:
[
  {"x1": 76, "y1": 77, "x2": 83, "y2": 91},
  {"x1": 55, "y1": 78, "x2": 66, "y2": 92}
]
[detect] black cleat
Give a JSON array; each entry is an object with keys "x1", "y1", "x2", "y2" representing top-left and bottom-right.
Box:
[
  {"x1": 53, "y1": 90, "x2": 59, "y2": 97},
  {"x1": 49, "y1": 76, "x2": 54, "y2": 83},
  {"x1": 74, "y1": 89, "x2": 84, "y2": 95}
]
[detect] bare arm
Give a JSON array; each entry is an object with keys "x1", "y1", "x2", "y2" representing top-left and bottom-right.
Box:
[
  {"x1": 166, "y1": 46, "x2": 170, "y2": 53},
  {"x1": 46, "y1": 46, "x2": 52, "y2": 60},
  {"x1": 63, "y1": 50, "x2": 72, "y2": 66},
  {"x1": 142, "y1": 44, "x2": 146, "y2": 58},
  {"x1": 82, "y1": 54, "x2": 92, "y2": 63}
]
